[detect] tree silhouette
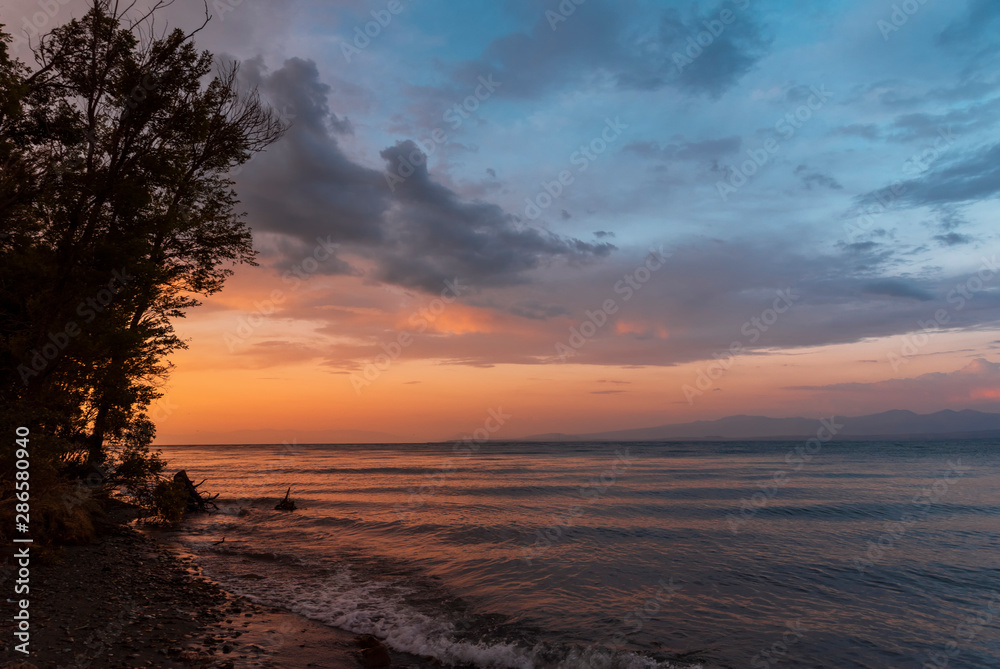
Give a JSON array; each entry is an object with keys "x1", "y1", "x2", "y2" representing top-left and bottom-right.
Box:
[{"x1": 0, "y1": 1, "x2": 284, "y2": 474}]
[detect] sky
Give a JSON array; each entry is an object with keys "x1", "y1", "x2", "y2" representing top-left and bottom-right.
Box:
[{"x1": 6, "y1": 0, "x2": 1000, "y2": 443}]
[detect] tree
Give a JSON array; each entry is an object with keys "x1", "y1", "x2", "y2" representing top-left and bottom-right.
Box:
[{"x1": 0, "y1": 1, "x2": 284, "y2": 475}]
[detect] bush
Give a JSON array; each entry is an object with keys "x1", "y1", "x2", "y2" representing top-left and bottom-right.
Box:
[
  {"x1": 152, "y1": 479, "x2": 187, "y2": 522},
  {"x1": 0, "y1": 464, "x2": 102, "y2": 546}
]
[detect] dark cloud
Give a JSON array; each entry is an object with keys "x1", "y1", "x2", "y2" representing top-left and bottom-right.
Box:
[
  {"x1": 887, "y1": 97, "x2": 1000, "y2": 142},
  {"x1": 306, "y1": 239, "x2": 1000, "y2": 371},
  {"x1": 888, "y1": 141, "x2": 1000, "y2": 206},
  {"x1": 237, "y1": 58, "x2": 388, "y2": 249},
  {"x1": 507, "y1": 304, "x2": 568, "y2": 320},
  {"x1": 861, "y1": 279, "x2": 934, "y2": 301},
  {"x1": 934, "y1": 206, "x2": 968, "y2": 231},
  {"x1": 236, "y1": 59, "x2": 616, "y2": 293},
  {"x1": 841, "y1": 241, "x2": 880, "y2": 254},
  {"x1": 449, "y1": 0, "x2": 770, "y2": 100},
  {"x1": 632, "y1": 4, "x2": 773, "y2": 97},
  {"x1": 934, "y1": 232, "x2": 974, "y2": 246},
  {"x1": 795, "y1": 165, "x2": 843, "y2": 191},
  {"x1": 450, "y1": 0, "x2": 628, "y2": 99},
  {"x1": 377, "y1": 141, "x2": 615, "y2": 290},
  {"x1": 937, "y1": 0, "x2": 1000, "y2": 48}
]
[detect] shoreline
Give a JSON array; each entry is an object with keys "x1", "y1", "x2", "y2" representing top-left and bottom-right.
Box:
[{"x1": 1, "y1": 516, "x2": 434, "y2": 669}]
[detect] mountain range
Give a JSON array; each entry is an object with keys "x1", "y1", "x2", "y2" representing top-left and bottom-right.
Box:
[{"x1": 519, "y1": 409, "x2": 1000, "y2": 442}]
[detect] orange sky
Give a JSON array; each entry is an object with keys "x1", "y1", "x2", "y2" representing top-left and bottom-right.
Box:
[{"x1": 152, "y1": 265, "x2": 1000, "y2": 444}]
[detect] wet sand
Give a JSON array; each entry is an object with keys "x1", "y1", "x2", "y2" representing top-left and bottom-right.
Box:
[{"x1": 0, "y1": 519, "x2": 434, "y2": 668}]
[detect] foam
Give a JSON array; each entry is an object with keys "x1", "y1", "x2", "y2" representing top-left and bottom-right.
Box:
[{"x1": 196, "y1": 553, "x2": 695, "y2": 669}]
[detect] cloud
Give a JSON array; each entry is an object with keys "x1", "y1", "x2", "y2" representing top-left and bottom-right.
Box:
[
  {"x1": 937, "y1": 0, "x2": 1000, "y2": 48},
  {"x1": 934, "y1": 232, "x2": 974, "y2": 246},
  {"x1": 795, "y1": 165, "x2": 843, "y2": 191},
  {"x1": 376, "y1": 140, "x2": 615, "y2": 290},
  {"x1": 625, "y1": 136, "x2": 741, "y2": 162},
  {"x1": 861, "y1": 279, "x2": 934, "y2": 301},
  {"x1": 887, "y1": 97, "x2": 1000, "y2": 143},
  {"x1": 448, "y1": 0, "x2": 770, "y2": 100},
  {"x1": 858, "y1": 141, "x2": 1000, "y2": 209},
  {"x1": 250, "y1": 238, "x2": 1000, "y2": 373},
  {"x1": 788, "y1": 358, "x2": 1000, "y2": 410},
  {"x1": 629, "y1": 4, "x2": 773, "y2": 97},
  {"x1": 828, "y1": 123, "x2": 881, "y2": 141},
  {"x1": 236, "y1": 58, "x2": 616, "y2": 293}
]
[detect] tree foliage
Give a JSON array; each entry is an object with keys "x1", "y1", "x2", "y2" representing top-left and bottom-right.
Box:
[{"x1": 0, "y1": 1, "x2": 283, "y2": 495}]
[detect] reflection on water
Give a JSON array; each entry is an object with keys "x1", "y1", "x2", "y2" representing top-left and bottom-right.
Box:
[{"x1": 157, "y1": 440, "x2": 1000, "y2": 668}]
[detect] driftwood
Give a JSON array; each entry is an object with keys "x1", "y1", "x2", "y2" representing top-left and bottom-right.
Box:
[
  {"x1": 274, "y1": 486, "x2": 296, "y2": 511},
  {"x1": 173, "y1": 470, "x2": 218, "y2": 512}
]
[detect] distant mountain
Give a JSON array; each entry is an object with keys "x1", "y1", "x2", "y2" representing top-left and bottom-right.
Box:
[{"x1": 519, "y1": 409, "x2": 1000, "y2": 442}]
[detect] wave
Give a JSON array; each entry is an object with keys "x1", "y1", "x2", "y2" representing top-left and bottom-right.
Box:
[{"x1": 203, "y1": 555, "x2": 697, "y2": 669}]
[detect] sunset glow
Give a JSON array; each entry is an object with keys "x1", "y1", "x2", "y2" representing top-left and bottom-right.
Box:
[{"x1": 8, "y1": 0, "x2": 997, "y2": 444}]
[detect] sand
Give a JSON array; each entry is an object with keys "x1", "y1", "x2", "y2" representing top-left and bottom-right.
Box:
[{"x1": 0, "y1": 517, "x2": 434, "y2": 668}]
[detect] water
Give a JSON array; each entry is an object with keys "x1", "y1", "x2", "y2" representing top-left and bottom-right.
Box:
[{"x1": 155, "y1": 440, "x2": 1000, "y2": 668}]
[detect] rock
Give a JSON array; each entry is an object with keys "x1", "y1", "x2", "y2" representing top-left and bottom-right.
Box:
[
  {"x1": 359, "y1": 645, "x2": 392, "y2": 668},
  {"x1": 354, "y1": 635, "x2": 380, "y2": 649},
  {"x1": 354, "y1": 635, "x2": 391, "y2": 668}
]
